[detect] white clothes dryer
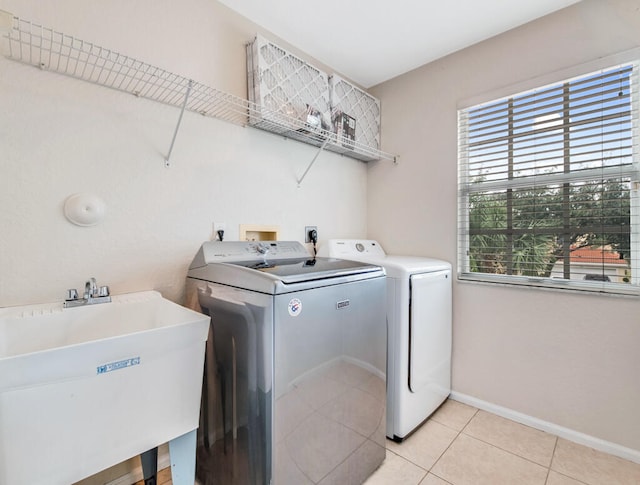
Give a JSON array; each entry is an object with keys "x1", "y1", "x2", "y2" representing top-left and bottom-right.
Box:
[{"x1": 319, "y1": 239, "x2": 452, "y2": 441}]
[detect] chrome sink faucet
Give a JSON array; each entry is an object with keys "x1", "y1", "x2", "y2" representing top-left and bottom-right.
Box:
[{"x1": 64, "y1": 277, "x2": 111, "y2": 308}]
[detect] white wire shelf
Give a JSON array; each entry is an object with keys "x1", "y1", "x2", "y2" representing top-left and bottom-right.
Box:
[{"x1": 2, "y1": 15, "x2": 397, "y2": 165}]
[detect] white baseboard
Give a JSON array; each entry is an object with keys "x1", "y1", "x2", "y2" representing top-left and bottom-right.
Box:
[
  {"x1": 106, "y1": 449, "x2": 171, "y2": 485},
  {"x1": 450, "y1": 391, "x2": 640, "y2": 465}
]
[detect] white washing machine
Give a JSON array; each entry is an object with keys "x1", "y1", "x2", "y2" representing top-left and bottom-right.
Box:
[{"x1": 319, "y1": 240, "x2": 451, "y2": 441}]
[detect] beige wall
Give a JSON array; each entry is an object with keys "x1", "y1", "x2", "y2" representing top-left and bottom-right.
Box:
[
  {"x1": 0, "y1": 0, "x2": 372, "y2": 309},
  {"x1": 369, "y1": 0, "x2": 640, "y2": 452},
  {"x1": 0, "y1": 1, "x2": 371, "y2": 481}
]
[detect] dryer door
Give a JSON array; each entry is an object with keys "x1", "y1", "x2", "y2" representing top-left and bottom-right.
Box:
[{"x1": 408, "y1": 270, "x2": 452, "y2": 393}]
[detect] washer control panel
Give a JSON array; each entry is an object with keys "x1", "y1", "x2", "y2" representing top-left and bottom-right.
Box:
[{"x1": 190, "y1": 241, "x2": 310, "y2": 268}]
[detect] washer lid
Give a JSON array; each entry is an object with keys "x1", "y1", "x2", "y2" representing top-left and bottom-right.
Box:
[
  {"x1": 227, "y1": 257, "x2": 382, "y2": 284},
  {"x1": 188, "y1": 241, "x2": 385, "y2": 293}
]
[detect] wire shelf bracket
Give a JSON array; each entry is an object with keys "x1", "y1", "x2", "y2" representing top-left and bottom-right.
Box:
[
  {"x1": 164, "y1": 79, "x2": 193, "y2": 168},
  {"x1": 297, "y1": 137, "x2": 330, "y2": 187},
  {"x1": 2, "y1": 14, "x2": 399, "y2": 176}
]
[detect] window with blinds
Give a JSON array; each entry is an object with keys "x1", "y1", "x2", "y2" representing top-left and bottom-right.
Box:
[{"x1": 458, "y1": 63, "x2": 640, "y2": 295}]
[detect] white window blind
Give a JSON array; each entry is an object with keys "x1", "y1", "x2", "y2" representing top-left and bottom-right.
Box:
[{"x1": 458, "y1": 63, "x2": 640, "y2": 295}]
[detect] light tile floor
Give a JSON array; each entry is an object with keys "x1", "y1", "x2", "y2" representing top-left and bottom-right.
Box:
[
  {"x1": 139, "y1": 399, "x2": 640, "y2": 485},
  {"x1": 364, "y1": 399, "x2": 640, "y2": 485}
]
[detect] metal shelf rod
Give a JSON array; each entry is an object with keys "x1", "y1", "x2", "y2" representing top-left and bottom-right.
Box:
[
  {"x1": 297, "y1": 137, "x2": 330, "y2": 187},
  {"x1": 165, "y1": 79, "x2": 193, "y2": 168}
]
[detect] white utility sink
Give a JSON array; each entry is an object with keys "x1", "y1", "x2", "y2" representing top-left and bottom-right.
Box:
[{"x1": 0, "y1": 290, "x2": 209, "y2": 485}]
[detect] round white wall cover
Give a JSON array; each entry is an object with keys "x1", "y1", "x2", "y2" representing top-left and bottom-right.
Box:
[{"x1": 63, "y1": 193, "x2": 106, "y2": 226}]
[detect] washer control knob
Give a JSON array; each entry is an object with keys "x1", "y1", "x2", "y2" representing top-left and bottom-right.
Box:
[{"x1": 256, "y1": 242, "x2": 270, "y2": 255}]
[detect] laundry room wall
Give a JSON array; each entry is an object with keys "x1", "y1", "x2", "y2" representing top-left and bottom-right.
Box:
[
  {"x1": 368, "y1": 0, "x2": 640, "y2": 457},
  {"x1": 0, "y1": 0, "x2": 373, "y2": 309}
]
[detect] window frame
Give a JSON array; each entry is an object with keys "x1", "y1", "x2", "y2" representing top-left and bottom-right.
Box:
[{"x1": 457, "y1": 60, "x2": 640, "y2": 296}]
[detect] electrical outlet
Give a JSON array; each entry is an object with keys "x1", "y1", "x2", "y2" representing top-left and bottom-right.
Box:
[
  {"x1": 305, "y1": 226, "x2": 318, "y2": 243},
  {"x1": 213, "y1": 222, "x2": 226, "y2": 240}
]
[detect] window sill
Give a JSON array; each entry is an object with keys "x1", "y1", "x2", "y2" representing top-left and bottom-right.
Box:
[{"x1": 457, "y1": 273, "x2": 640, "y2": 298}]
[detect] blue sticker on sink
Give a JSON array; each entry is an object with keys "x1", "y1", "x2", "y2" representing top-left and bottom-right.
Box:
[{"x1": 97, "y1": 356, "x2": 141, "y2": 374}]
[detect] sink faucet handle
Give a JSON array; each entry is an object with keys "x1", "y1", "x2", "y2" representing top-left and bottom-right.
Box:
[
  {"x1": 99, "y1": 286, "x2": 110, "y2": 297},
  {"x1": 66, "y1": 289, "x2": 79, "y2": 301}
]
